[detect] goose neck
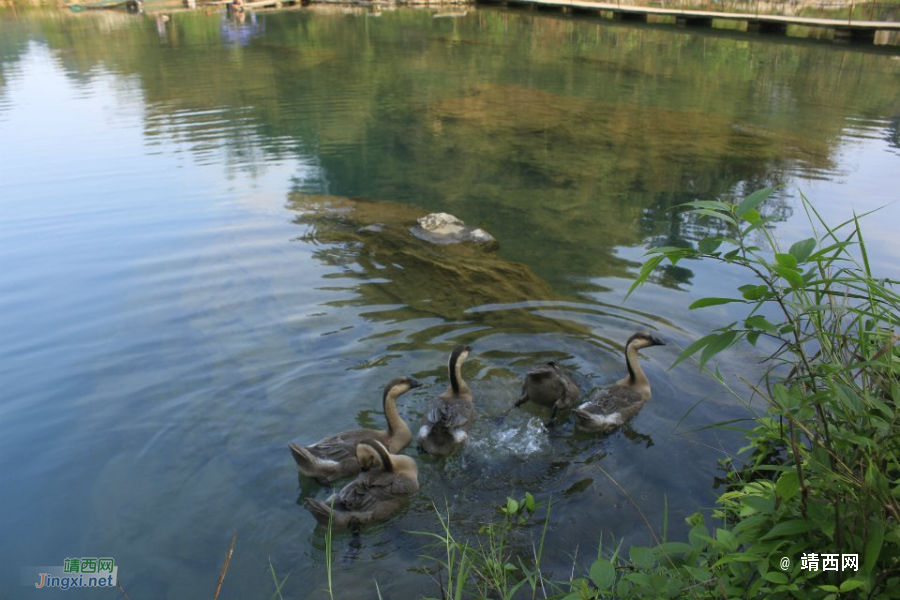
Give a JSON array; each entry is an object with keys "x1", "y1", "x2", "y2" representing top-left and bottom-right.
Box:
[
  {"x1": 449, "y1": 357, "x2": 468, "y2": 395},
  {"x1": 625, "y1": 342, "x2": 649, "y2": 388},
  {"x1": 384, "y1": 388, "x2": 410, "y2": 442}
]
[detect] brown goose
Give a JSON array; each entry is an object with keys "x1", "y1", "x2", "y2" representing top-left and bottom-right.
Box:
[
  {"x1": 416, "y1": 344, "x2": 474, "y2": 456},
  {"x1": 514, "y1": 361, "x2": 580, "y2": 423},
  {"x1": 288, "y1": 376, "x2": 421, "y2": 483},
  {"x1": 573, "y1": 332, "x2": 665, "y2": 434},
  {"x1": 305, "y1": 439, "x2": 419, "y2": 529}
]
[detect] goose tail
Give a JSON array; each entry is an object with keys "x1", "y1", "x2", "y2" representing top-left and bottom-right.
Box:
[
  {"x1": 305, "y1": 498, "x2": 334, "y2": 527},
  {"x1": 288, "y1": 442, "x2": 314, "y2": 468}
]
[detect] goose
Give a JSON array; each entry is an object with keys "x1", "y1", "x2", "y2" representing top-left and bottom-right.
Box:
[
  {"x1": 305, "y1": 439, "x2": 419, "y2": 529},
  {"x1": 416, "y1": 344, "x2": 474, "y2": 456},
  {"x1": 573, "y1": 332, "x2": 665, "y2": 434},
  {"x1": 514, "y1": 361, "x2": 580, "y2": 423},
  {"x1": 288, "y1": 376, "x2": 421, "y2": 484}
]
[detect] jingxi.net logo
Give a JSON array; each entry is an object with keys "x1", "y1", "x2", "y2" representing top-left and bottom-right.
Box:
[{"x1": 23, "y1": 557, "x2": 118, "y2": 590}]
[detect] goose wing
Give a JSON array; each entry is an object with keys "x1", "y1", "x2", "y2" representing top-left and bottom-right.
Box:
[
  {"x1": 337, "y1": 473, "x2": 418, "y2": 512},
  {"x1": 307, "y1": 430, "x2": 373, "y2": 462},
  {"x1": 425, "y1": 400, "x2": 471, "y2": 430},
  {"x1": 581, "y1": 385, "x2": 644, "y2": 415}
]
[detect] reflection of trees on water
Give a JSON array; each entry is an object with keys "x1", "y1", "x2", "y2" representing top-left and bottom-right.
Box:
[
  {"x1": 0, "y1": 20, "x2": 31, "y2": 96},
  {"x1": 887, "y1": 117, "x2": 900, "y2": 153},
  {"x1": 1, "y1": 8, "x2": 893, "y2": 290},
  {"x1": 637, "y1": 183, "x2": 794, "y2": 290}
]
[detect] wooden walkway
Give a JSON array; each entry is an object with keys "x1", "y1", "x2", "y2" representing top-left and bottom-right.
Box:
[{"x1": 478, "y1": 0, "x2": 900, "y2": 43}]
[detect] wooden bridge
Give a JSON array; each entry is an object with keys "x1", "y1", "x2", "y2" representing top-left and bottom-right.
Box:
[{"x1": 476, "y1": 0, "x2": 900, "y2": 44}]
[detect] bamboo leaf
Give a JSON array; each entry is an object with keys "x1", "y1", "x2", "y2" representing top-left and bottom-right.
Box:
[
  {"x1": 689, "y1": 297, "x2": 744, "y2": 309},
  {"x1": 692, "y1": 208, "x2": 737, "y2": 227},
  {"x1": 699, "y1": 330, "x2": 737, "y2": 368},
  {"x1": 672, "y1": 334, "x2": 718, "y2": 369},
  {"x1": 735, "y1": 187, "x2": 776, "y2": 218},
  {"x1": 684, "y1": 200, "x2": 733, "y2": 211}
]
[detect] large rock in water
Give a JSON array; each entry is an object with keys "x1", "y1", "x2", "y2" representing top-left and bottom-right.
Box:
[
  {"x1": 410, "y1": 212, "x2": 496, "y2": 246},
  {"x1": 285, "y1": 194, "x2": 584, "y2": 327}
]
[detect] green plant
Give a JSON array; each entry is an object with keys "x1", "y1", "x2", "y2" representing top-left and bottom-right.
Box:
[
  {"x1": 414, "y1": 493, "x2": 552, "y2": 600},
  {"x1": 613, "y1": 187, "x2": 900, "y2": 599}
]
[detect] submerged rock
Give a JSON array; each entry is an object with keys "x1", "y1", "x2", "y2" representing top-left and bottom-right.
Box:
[
  {"x1": 410, "y1": 212, "x2": 496, "y2": 246},
  {"x1": 286, "y1": 194, "x2": 572, "y2": 323}
]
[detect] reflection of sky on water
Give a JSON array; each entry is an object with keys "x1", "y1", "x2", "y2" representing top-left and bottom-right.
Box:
[{"x1": 221, "y1": 11, "x2": 262, "y2": 48}]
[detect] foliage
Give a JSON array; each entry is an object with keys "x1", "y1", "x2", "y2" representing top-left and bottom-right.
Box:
[
  {"x1": 598, "y1": 187, "x2": 900, "y2": 599},
  {"x1": 415, "y1": 189, "x2": 900, "y2": 599}
]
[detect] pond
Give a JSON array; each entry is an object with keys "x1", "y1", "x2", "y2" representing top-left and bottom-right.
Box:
[{"x1": 1, "y1": 4, "x2": 899, "y2": 598}]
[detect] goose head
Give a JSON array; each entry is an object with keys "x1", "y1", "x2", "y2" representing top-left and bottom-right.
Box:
[
  {"x1": 356, "y1": 439, "x2": 390, "y2": 472},
  {"x1": 383, "y1": 375, "x2": 423, "y2": 397},
  {"x1": 626, "y1": 332, "x2": 666, "y2": 351}
]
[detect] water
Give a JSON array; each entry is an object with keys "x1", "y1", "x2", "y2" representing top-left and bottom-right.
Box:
[{"x1": 1, "y1": 5, "x2": 899, "y2": 598}]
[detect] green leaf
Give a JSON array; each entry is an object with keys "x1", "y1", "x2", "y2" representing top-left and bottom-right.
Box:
[
  {"x1": 505, "y1": 497, "x2": 518, "y2": 515},
  {"x1": 775, "y1": 253, "x2": 798, "y2": 269},
  {"x1": 699, "y1": 330, "x2": 737, "y2": 368},
  {"x1": 715, "y1": 528, "x2": 738, "y2": 552},
  {"x1": 741, "y1": 284, "x2": 770, "y2": 301},
  {"x1": 524, "y1": 492, "x2": 535, "y2": 512},
  {"x1": 692, "y1": 208, "x2": 737, "y2": 227},
  {"x1": 735, "y1": 187, "x2": 776, "y2": 217},
  {"x1": 624, "y1": 572, "x2": 652, "y2": 587},
  {"x1": 685, "y1": 200, "x2": 733, "y2": 212},
  {"x1": 747, "y1": 331, "x2": 760, "y2": 346},
  {"x1": 689, "y1": 297, "x2": 743, "y2": 309},
  {"x1": 745, "y1": 315, "x2": 779, "y2": 333},
  {"x1": 685, "y1": 566, "x2": 712, "y2": 582},
  {"x1": 656, "y1": 542, "x2": 694, "y2": 554},
  {"x1": 741, "y1": 208, "x2": 761, "y2": 224},
  {"x1": 626, "y1": 255, "x2": 664, "y2": 300},
  {"x1": 774, "y1": 266, "x2": 805, "y2": 288},
  {"x1": 672, "y1": 334, "x2": 717, "y2": 369},
  {"x1": 629, "y1": 546, "x2": 655, "y2": 570},
  {"x1": 589, "y1": 560, "x2": 616, "y2": 590},
  {"x1": 839, "y1": 579, "x2": 866, "y2": 592},
  {"x1": 764, "y1": 571, "x2": 788, "y2": 584},
  {"x1": 775, "y1": 471, "x2": 800, "y2": 502},
  {"x1": 863, "y1": 520, "x2": 884, "y2": 576},
  {"x1": 698, "y1": 237, "x2": 723, "y2": 254},
  {"x1": 789, "y1": 238, "x2": 817, "y2": 263},
  {"x1": 761, "y1": 519, "x2": 817, "y2": 540}
]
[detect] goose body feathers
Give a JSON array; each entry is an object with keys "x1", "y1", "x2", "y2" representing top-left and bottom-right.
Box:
[
  {"x1": 417, "y1": 345, "x2": 474, "y2": 456},
  {"x1": 305, "y1": 439, "x2": 419, "y2": 529},
  {"x1": 289, "y1": 376, "x2": 420, "y2": 483},
  {"x1": 573, "y1": 333, "x2": 664, "y2": 434},
  {"x1": 515, "y1": 361, "x2": 579, "y2": 421}
]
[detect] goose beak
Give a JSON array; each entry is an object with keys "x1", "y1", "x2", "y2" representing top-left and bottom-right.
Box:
[
  {"x1": 650, "y1": 335, "x2": 666, "y2": 346},
  {"x1": 408, "y1": 377, "x2": 423, "y2": 389}
]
